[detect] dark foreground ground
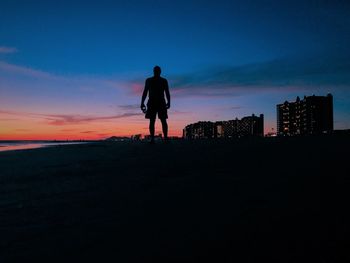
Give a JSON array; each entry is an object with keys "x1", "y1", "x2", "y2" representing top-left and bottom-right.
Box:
[{"x1": 0, "y1": 137, "x2": 349, "y2": 262}]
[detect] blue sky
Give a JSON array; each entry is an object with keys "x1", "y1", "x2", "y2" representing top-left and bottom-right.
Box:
[{"x1": 1, "y1": 0, "x2": 350, "y2": 139}]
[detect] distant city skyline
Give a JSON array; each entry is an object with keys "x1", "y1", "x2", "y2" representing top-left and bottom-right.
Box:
[{"x1": 1, "y1": 0, "x2": 350, "y2": 140}]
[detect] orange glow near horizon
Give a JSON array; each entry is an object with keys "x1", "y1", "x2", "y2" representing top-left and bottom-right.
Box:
[
  {"x1": 0, "y1": 108, "x2": 275, "y2": 140},
  {"x1": 0, "y1": 114, "x2": 184, "y2": 140},
  {"x1": 0, "y1": 102, "x2": 274, "y2": 140},
  {"x1": 0, "y1": 129, "x2": 183, "y2": 140},
  {"x1": 1, "y1": 118, "x2": 274, "y2": 140}
]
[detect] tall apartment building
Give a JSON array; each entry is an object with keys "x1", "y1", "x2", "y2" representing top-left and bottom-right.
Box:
[{"x1": 277, "y1": 94, "x2": 333, "y2": 136}]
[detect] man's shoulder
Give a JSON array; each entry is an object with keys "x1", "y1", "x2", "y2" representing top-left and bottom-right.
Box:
[
  {"x1": 147, "y1": 76, "x2": 168, "y2": 82},
  {"x1": 159, "y1": 77, "x2": 168, "y2": 83}
]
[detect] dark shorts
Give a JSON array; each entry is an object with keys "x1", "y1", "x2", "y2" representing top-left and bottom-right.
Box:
[{"x1": 145, "y1": 103, "x2": 168, "y2": 119}]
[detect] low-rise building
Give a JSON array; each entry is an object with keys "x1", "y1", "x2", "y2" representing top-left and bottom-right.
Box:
[{"x1": 183, "y1": 114, "x2": 264, "y2": 139}]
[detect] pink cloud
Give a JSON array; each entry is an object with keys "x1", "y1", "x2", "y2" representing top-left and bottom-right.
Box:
[
  {"x1": 131, "y1": 82, "x2": 144, "y2": 95},
  {"x1": 0, "y1": 47, "x2": 17, "y2": 54}
]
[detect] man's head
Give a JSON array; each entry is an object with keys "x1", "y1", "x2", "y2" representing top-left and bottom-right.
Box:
[{"x1": 153, "y1": 66, "x2": 161, "y2": 77}]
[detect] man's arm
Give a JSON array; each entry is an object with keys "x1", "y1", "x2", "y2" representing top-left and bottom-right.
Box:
[
  {"x1": 165, "y1": 79, "x2": 171, "y2": 109},
  {"x1": 141, "y1": 79, "x2": 149, "y2": 111}
]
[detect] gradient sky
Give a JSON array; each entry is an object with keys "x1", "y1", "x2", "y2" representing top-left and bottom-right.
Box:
[{"x1": 1, "y1": 0, "x2": 350, "y2": 139}]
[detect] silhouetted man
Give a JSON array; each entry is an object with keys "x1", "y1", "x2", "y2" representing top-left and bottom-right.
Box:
[{"x1": 141, "y1": 66, "x2": 170, "y2": 143}]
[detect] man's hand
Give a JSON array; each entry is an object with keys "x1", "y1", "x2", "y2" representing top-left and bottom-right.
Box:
[
  {"x1": 141, "y1": 103, "x2": 147, "y2": 113},
  {"x1": 166, "y1": 102, "x2": 170, "y2": 109}
]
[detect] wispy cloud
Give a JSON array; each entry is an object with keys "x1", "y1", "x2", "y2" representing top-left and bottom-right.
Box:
[
  {"x1": 60, "y1": 129, "x2": 77, "y2": 132},
  {"x1": 2, "y1": 51, "x2": 349, "y2": 102},
  {"x1": 0, "y1": 61, "x2": 55, "y2": 79},
  {"x1": 175, "y1": 56, "x2": 349, "y2": 93},
  {"x1": 0, "y1": 61, "x2": 134, "y2": 98},
  {"x1": 173, "y1": 110, "x2": 192, "y2": 115},
  {"x1": 43, "y1": 113, "x2": 141, "y2": 125},
  {"x1": 97, "y1": 133, "x2": 111, "y2": 137},
  {"x1": 229, "y1": 106, "x2": 243, "y2": 110},
  {"x1": 0, "y1": 118, "x2": 17, "y2": 121},
  {"x1": 0, "y1": 47, "x2": 18, "y2": 54},
  {"x1": 214, "y1": 106, "x2": 243, "y2": 111},
  {"x1": 0, "y1": 110, "x2": 22, "y2": 115},
  {"x1": 128, "y1": 52, "x2": 350, "y2": 97},
  {"x1": 117, "y1": 104, "x2": 140, "y2": 110},
  {"x1": 0, "y1": 109, "x2": 142, "y2": 125}
]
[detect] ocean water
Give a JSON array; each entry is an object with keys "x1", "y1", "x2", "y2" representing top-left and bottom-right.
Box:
[{"x1": 0, "y1": 141, "x2": 89, "y2": 152}]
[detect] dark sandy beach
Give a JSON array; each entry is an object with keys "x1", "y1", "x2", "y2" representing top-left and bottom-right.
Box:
[{"x1": 0, "y1": 137, "x2": 349, "y2": 262}]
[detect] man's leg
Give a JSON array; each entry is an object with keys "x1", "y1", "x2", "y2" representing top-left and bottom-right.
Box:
[
  {"x1": 160, "y1": 118, "x2": 168, "y2": 139},
  {"x1": 149, "y1": 118, "x2": 156, "y2": 142}
]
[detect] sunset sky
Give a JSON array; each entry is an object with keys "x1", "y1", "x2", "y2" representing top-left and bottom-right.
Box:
[{"x1": 1, "y1": 0, "x2": 350, "y2": 140}]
